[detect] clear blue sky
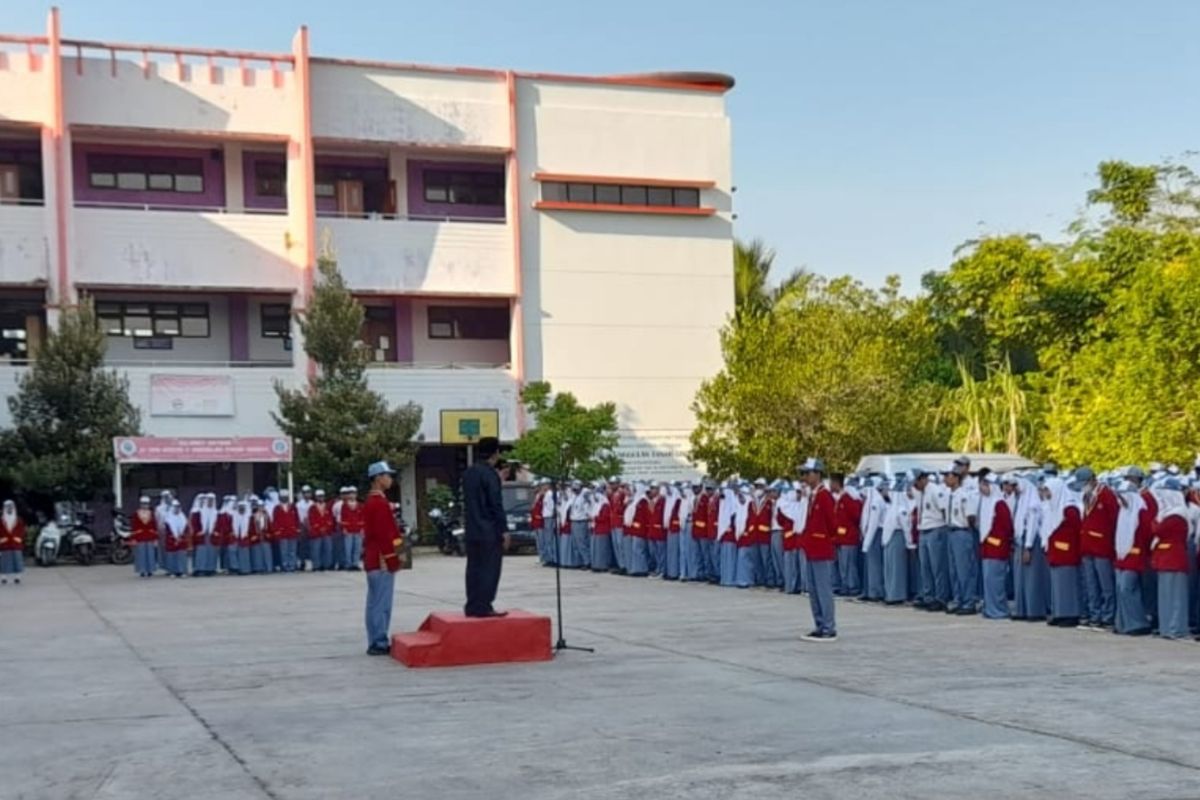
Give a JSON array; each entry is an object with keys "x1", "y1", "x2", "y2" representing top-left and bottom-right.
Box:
[{"x1": 6, "y1": 0, "x2": 1200, "y2": 291}]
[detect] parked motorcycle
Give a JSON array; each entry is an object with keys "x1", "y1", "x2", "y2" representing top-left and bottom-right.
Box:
[
  {"x1": 108, "y1": 511, "x2": 134, "y2": 566},
  {"x1": 34, "y1": 503, "x2": 96, "y2": 566},
  {"x1": 428, "y1": 506, "x2": 463, "y2": 556}
]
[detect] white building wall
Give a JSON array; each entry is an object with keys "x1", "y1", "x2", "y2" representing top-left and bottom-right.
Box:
[
  {"x1": 366, "y1": 367, "x2": 519, "y2": 442},
  {"x1": 0, "y1": 51, "x2": 49, "y2": 124},
  {"x1": 73, "y1": 208, "x2": 299, "y2": 291},
  {"x1": 410, "y1": 299, "x2": 510, "y2": 366},
  {"x1": 322, "y1": 217, "x2": 513, "y2": 296},
  {"x1": 309, "y1": 62, "x2": 508, "y2": 149},
  {"x1": 100, "y1": 292, "x2": 232, "y2": 363},
  {"x1": 63, "y1": 58, "x2": 296, "y2": 137},
  {"x1": 515, "y1": 79, "x2": 733, "y2": 475},
  {"x1": 0, "y1": 205, "x2": 51, "y2": 285}
]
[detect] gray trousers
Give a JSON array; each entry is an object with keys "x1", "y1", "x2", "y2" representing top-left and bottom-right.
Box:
[
  {"x1": 947, "y1": 527, "x2": 977, "y2": 611},
  {"x1": 1081, "y1": 555, "x2": 1116, "y2": 625},
  {"x1": 806, "y1": 559, "x2": 836, "y2": 634},
  {"x1": 1114, "y1": 568, "x2": 1150, "y2": 634}
]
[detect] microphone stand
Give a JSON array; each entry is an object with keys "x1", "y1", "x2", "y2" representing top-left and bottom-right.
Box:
[{"x1": 549, "y1": 459, "x2": 594, "y2": 655}]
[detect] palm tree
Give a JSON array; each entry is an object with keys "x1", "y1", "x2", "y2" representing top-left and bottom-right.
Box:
[{"x1": 733, "y1": 238, "x2": 807, "y2": 317}]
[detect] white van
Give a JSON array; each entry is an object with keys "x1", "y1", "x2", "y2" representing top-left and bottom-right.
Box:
[{"x1": 853, "y1": 452, "x2": 1039, "y2": 477}]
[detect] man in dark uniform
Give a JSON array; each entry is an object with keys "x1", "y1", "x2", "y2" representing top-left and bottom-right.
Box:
[{"x1": 463, "y1": 437, "x2": 511, "y2": 617}]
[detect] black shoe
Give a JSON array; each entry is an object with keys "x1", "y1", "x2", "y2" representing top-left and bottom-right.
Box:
[
  {"x1": 366, "y1": 646, "x2": 390, "y2": 656},
  {"x1": 955, "y1": 607, "x2": 977, "y2": 616},
  {"x1": 1126, "y1": 628, "x2": 1152, "y2": 637},
  {"x1": 801, "y1": 630, "x2": 837, "y2": 642},
  {"x1": 926, "y1": 601, "x2": 946, "y2": 612}
]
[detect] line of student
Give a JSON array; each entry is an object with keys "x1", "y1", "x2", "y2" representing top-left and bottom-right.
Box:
[
  {"x1": 527, "y1": 457, "x2": 1200, "y2": 644},
  {"x1": 128, "y1": 485, "x2": 370, "y2": 578}
]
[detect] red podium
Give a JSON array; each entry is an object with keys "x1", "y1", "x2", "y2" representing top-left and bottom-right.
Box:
[{"x1": 391, "y1": 610, "x2": 553, "y2": 668}]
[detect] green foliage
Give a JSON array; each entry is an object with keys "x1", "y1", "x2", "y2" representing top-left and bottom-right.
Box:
[
  {"x1": 510, "y1": 381, "x2": 621, "y2": 481},
  {"x1": 692, "y1": 274, "x2": 946, "y2": 476},
  {"x1": 273, "y1": 253, "x2": 421, "y2": 490},
  {"x1": 702, "y1": 157, "x2": 1200, "y2": 471},
  {"x1": 734, "y1": 238, "x2": 807, "y2": 319},
  {"x1": 0, "y1": 301, "x2": 140, "y2": 512}
]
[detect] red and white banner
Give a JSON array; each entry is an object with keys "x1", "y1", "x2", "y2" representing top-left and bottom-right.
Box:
[
  {"x1": 149, "y1": 374, "x2": 235, "y2": 417},
  {"x1": 113, "y1": 436, "x2": 293, "y2": 464}
]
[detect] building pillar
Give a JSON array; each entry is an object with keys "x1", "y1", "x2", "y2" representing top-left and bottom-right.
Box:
[
  {"x1": 44, "y1": 7, "x2": 71, "y2": 324},
  {"x1": 505, "y1": 71, "x2": 526, "y2": 434},
  {"x1": 224, "y1": 141, "x2": 245, "y2": 212},
  {"x1": 287, "y1": 26, "x2": 316, "y2": 385}
]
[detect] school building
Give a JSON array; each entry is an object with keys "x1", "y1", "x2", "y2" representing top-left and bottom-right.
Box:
[{"x1": 0, "y1": 9, "x2": 734, "y2": 520}]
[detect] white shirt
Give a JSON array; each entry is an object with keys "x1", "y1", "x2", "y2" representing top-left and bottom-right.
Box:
[
  {"x1": 569, "y1": 492, "x2": 591, "y2": 522},
  {"x1": 918, "y1": 483, "x2": 949, "y2": 531},
  {"x1": 948, "y1": 486, "x2": 973, "y2": 529}
]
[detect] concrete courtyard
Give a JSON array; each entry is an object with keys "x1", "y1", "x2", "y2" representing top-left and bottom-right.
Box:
[{"x1": 3, "y1": 554, "x2": 1200, "y2": 800}]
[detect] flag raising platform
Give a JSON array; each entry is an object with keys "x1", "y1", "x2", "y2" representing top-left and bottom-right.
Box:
[{"x1": 391, "y1": 610, "x2": 553, "y2": 668}]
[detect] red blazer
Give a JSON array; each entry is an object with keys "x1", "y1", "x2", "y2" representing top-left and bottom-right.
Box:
[
  {"x1": 593, "y1": 502, "x2": 612, "y2": 536},
  {"x1": 630, "y1": 498, "x2": 651, "y2": 539},
  {"x1": 0, "y1": 517, "x2": 25, "y2": 551},
  {"x1": 308, "y1": 504, "x2": 335, "y2": 538},
  {"x1": 339, "y1": 503, "x2": 365, "y2": 535},
  {"x1": 249, "y1": 513, "x2": 271, "y2": 545},
  {"x1": 780, "y1": 509, "x2": 802, "y2": 552},
  {"x1": 189, "y1": 512, "x2": 216, "y2": 546},
  {"x1": 649, "y1": 497, "x2": 666, "y2": 542},
  {"x1": 1046, "y1": 506, "x2": 1082, "y2": 567},
  {"x1": 164, "y1": 521, "x2": 191, "y2": 553},
  {"x1": 668, "y1": 498, "x2": 682, "y2": 534},
  {"x1": 530, "y1": 493, "x2": 545, "y2": 530},
  {"x1": 272, "y1": 505, "x2": 301, "y2": 540},
  {"x1": 130, "y1": 510, "x2": 157, "y2": 544},
  {"x1": 610, "y1": 491, "x2": 627, "y2": 531},
  {"x1": 692, "y1": 494, "x2": 711, "y2": 540},
  {"x1": 801, "y1": 486, "x2": 836, "y2": 562},
  {"x1": 362, "y1": 490, "x2": 400, "y2": 572},
  {"x1": 1150, "y1": 515, "x2": 1190, "y2": 573},
  {"x1": 834, "y1": 493, "x2": 862, "y2": 548},
  {"x1": 214, "y1": 513, "x2": 232, "y2": 548},
  {"x1": 1115, "y1": 499, "x2": 1155, "y2": 572},
  {"x1": 749, "y1": 498, "x2": 773, "y2": 546},
  {"x1": 980, "y1": 500, "x2": 1013, "y2": 560},
  {"x1": 1080, "y1": 484, "x2": 1118, "y2": 559},
  {"x1": 707, "y1": 496, "x2": 721, "y2": 541}
]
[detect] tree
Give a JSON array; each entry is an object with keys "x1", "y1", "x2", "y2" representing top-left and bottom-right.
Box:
[
  {"x1": 734, "y1": 238, "x2": 808, "y2": 319},
  {"x1": 691, "y1": 274, "x2": 946, "y2": 477},
  {"x1": 0, "y1": 301, "x2": 140, "y2": 512},
  {"x1": 273, "y1": 252, "x2": 422, "y2": 490},
  {"x1": 509, "y1": 381, "x2": 621, "y2": 481}
]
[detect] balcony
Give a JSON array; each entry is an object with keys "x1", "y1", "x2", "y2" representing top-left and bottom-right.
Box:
[
  {"x1": 0, "y1": 203, "x2": 50, "y2": 285},
  {"x1": 72, "y1": 206, "x2": 299, "y2": 291},
  {"x1": 0, "y1": 41, "x2": 50, "y2": 125},
  {"x1": 0, "y1": 362, "x2": 298, "y2": 436},
  {"x1": 321, "y1": 215, "x2": 514, "y2": 295},
  {"x1": 365, "y1": 365, "x2": 519, "y2": 442}
]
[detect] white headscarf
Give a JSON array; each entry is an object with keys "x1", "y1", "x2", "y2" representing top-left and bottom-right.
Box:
[
  {"x1": 1156, "y1": 487, "x2": 1188, "y2": 522},
  {"x1": 1014, "y1": 477, "x2": 1040, "y2": 547},
  {"x1": 623, "y1": 484, "x2": 646, "y2": 528},
  {"x1": 232, "y1": 501, "x2": 250, "y2": 539},
  {"x1": 717, "y1": 486, "x2": 736, "y2": 536},
  {"x1": 1039, "y1": 478, "x2": 1073, "y2": 551},
  {"x1": 264, "y1": 489, "x2": 280, "y2": 514},
  {"x1": 977, "y1": 480, "x2": 1001, "y2": 543},
  {"x1": 2, "y1": 500, "x2": 16, "y2": 530},
  {"x1": 733, "y1": 488, "x2": 750, "y2": 539},
  {"x1": 165, "y1": 501, "x2": 187, "y2": 540},
  {"x1": 1114, "y1": 481, "x2": 1145, "y2": 559},
  {"x1": 881, "y1": 483, "x2": 911, "y2": 547},
  {"x1": 589, "y1": 488, "x2": 610, "y2": 521},
  {"x1": 860, "y1": 479, "x2": 887, "y2": 551}
]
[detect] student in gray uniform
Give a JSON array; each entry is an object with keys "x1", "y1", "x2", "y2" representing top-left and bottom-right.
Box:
[
  {"x1": 860, "y1": 477, "x2": 886, "y2": 602},
  {"x1": 945, "y1": 469, "x2": 978, "y2": 615},
  {"x1": 881, "y1": 475, "x2": 912, "y2": 604}
]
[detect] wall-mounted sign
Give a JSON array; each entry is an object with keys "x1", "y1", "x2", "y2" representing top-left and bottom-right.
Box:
[
  {"x1": 113, "y1": 436, "x2": 293, "y2": 464},
  {"x1": 440, "y1": 409, "x2": 500, "y2": 444},
  {"x1": 149, "y1": 374, "x2": 235, "y2": 417}
]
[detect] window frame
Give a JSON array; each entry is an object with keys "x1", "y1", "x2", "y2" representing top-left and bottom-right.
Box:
[
  {"x1": 259, "y1": 303, "x2": 292, "y2": 339},
  {"x1": 426, "y1": 305, "x2": 510, "y2": 341},
  {"x1": 97, "y1": 301, "x2": 211, "y2": 340}
]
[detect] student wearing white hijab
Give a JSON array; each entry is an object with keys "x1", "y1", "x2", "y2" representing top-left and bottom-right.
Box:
[
  {"x1": 588, "y1": 482, "x2": 615, "y2": 572},
  {"x1": 130, "y1": 496, "x2": 158, "y2": 578},
  {"x1": 229, "y1": 498, "x2": 252, "y2": 575},
  {"x1": 217, "y1": 495, "x2": 237, "y2": 574},
  {"x1": 154, "y1": 489, "x2": 173, "y2": 569},
  {"x1": 717, "y1": 483, "x2": 740, "y2": 587},
  {"x1": 189, "y1": 493, "x2": 219, "y2": 577},
  {"x1": 249, "y1": 497, "x2": 273, "y2": 574},
  {"x1": 977, "y1": 474, "x2": 1013, "y2": 620},
  {"x1": 784, "y1": 481, "x2": 810, "y2": 594},
  {"x1": 296, "y1": 485, "x2": 314, "y2": 572},
  {"x1": 1042, "y1": 478, "x2": 1083, "y2": 627},
  {"x1": 881, "y1": 475, "x2": 912, "y2": 604},
  {"x1": 733, "y1": 483, "x2": 756, "y2": 588},
  {"x1": 1012, "y1": 474, "x2": 1049, "y2": 621},
  {"x1": 163, "y1": 500, "x2": 189, "y2": 578},
  {"x1": 1150, "y1": 478, "x2": 1191, "y2": 639},
  {"x1": 1112, "y1": 478, "x2": 1151, "y2": 636},
  {"x1": 858, "y1": 477, "x2": 887, "y2": 603},
  {"x1": 678, "y1": 482, "x2": 699, "y2": 582},
  {"x1": 625, "y1": 483, "x2": 652, "y2": 577}
]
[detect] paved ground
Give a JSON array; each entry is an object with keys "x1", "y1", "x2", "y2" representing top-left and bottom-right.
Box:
[{"x1": 3, "y1": 555, "x2": 1200, "y2": 800}]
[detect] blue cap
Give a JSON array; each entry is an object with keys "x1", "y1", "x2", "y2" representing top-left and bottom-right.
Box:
[
  {"x1": 367, "y1": 461, "x2": 396, "y2": 479},
  {"x1": 800, "y1": 457, "x2": 825, "y2": 474}
]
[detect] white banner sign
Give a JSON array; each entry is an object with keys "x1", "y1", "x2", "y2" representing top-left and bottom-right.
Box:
[
  {"x1": 615, "y1": 432, "x2": 698, "y2": 482},
  {"x1": 149, "y1": 374, "x2": 235, "y2": 417}
]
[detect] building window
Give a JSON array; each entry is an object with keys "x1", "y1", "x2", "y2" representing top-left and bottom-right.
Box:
[
  {"x1": 427, "y1": 306, "x2": 509, "y2": 340},
  {"x1": 96, "y1": 301, "x2": 210, "y2": 340},
  {"x1": 87, "y1": 155, "x2": 206, "y2": 195},
  {"x1": 540, "y1": 181, "x2": 703, "y2": 209},
  {"x1": 422, "y1": 169, "x2": 504, "y2": 207},
  {"x1": 260, "y1": 304, "x2": 291, "y2": 338},
  {"x1": 0, "y1": 295, "x2": 45, "y2": 362},
  {"x1": 313, "y1": 162, "x2": 389, "y2": 215},
  {"x1": 0, "y1": 145, "x2": 45, "y2": 204},
  {"x1": 254, "y1": 160, "x2": 286, "y2": 198}
]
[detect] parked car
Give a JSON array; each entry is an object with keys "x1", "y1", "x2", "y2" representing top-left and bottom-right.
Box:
[
  {"x1": 449, "y1": 481, "x2": 538, "y2": 555},
  {"x1": 854, "y1": 452, "x2": 1038, "y2": 477}
]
